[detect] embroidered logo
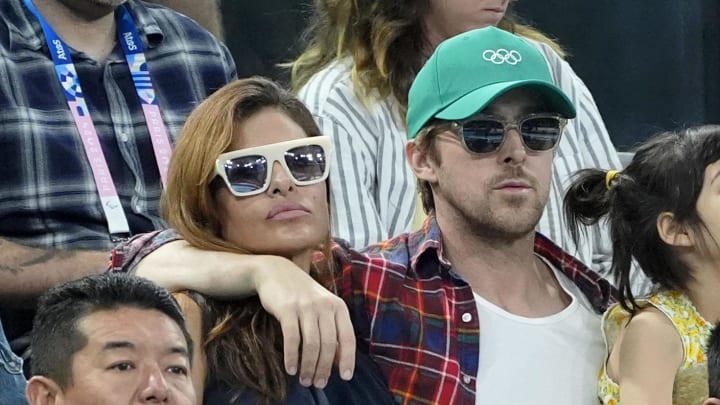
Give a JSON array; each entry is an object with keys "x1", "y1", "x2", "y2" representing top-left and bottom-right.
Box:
[{"x1": 482, "y1": 49, "x2": 522, "y2": 65}]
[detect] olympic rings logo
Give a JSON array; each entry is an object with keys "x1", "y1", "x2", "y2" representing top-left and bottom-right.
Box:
[{"x1": 482, "y1": 49, "x2": 522, "y2": 65}]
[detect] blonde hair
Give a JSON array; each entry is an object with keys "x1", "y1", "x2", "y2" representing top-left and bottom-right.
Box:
[
  {"x1": 163, "y1": 77, "x2": 333, "y2": 403},
  {"x1": 291, "y1": 1, "x2": 564, "y2": 116}
]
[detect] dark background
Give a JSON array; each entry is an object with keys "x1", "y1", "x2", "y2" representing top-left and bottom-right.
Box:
[{"x1": 221, "y1": 1, "x2": 720, "y2": 150}]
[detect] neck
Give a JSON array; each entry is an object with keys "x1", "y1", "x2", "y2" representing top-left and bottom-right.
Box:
[
  {"x1": 290, "y1": 250, "x2": 314, "y2": 275},
  {"x1": 435, "y1": 210, "x2": 569, "y2": 316},
  {"x1": 33, "y1": 0, "x2": 119, "y2": 62},
  {"x1": 685, "y1": 259, "x2": 720, "y2": 323}
]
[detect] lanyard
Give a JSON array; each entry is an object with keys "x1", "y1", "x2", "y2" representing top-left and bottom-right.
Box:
[{"x1": 23, "y1": 0, "x2": 173, "y2": 239}]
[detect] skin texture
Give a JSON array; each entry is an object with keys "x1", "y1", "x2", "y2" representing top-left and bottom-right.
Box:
[{"x1": 26, "y1": 307, "x2": 195, "y2": 405}]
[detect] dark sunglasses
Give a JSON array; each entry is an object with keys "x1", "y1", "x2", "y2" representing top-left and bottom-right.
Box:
[
  {"x1": 449, "y1": 113, "x2": 567, "y2": 154},
  {"x1": 214, "y1": 136, "x2": 331, "y2": 197}
]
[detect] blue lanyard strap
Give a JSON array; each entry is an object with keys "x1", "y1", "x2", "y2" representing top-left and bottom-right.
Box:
[{"x1": 22, "y1": 0, "x2": 173, "y2": 238}]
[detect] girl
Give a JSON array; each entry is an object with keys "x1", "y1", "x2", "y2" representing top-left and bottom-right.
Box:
[{"x1": 564, "y1": 125, "x2": 720, "y2": 404}]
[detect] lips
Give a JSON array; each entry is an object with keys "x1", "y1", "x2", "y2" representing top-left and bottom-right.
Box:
[
  {"x1": 266, "y1": 202, "x2": 311, "y2": 220},
  {"x1": 494, "y1": 179, "x2": 532, "y2": 190}
]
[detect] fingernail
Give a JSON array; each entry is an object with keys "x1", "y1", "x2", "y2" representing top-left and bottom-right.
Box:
[
  {"x1": 287, "y1": 366, "x2": 297, "y2": 376},
  {"x1": 300, "y1": 377, "x2": 312, "y2": 386},
  {"x1": 342, "y1": 369, "x2": 353, "y2": 380},
  {"x1": 315, "y1": 378, "x2": 326, "y2": 388}
]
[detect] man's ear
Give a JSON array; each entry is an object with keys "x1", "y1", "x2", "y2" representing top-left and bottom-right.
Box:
[
  {"x1": 26, "y1": 376, "x2": 62, "y2": 405},
  {"x1": 703, "y1": 398, "x2": 720, "y2": 405},
  {"x1": 405, "y1": 141, "x2": 438, "y2": 183},
  {"x1": 656, "y1": 212, "x2": 694, "y2": 248}
]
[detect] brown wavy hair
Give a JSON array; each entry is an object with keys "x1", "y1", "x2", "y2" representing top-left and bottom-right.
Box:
[
  {"x1": 290, "y1": 0, "x2": 564, "y2": 117},
  {"x1": 163, "y1": 77, "x2": 334, "y2": 403}
]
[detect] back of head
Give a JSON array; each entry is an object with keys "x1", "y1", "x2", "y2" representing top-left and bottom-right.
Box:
[
  {"x1": 31, "y1": 273, "x2": 189, "y2": 388},
  {"x1": 563, "y1": 125, "x2": 720, "y2": 311}
]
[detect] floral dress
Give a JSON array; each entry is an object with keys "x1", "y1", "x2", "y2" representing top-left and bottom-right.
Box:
[{"x1": 598, "y1": 290, "x2": 713, "y2": 405}]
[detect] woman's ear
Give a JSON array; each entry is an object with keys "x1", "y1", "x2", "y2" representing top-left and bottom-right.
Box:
[
  {"x1": 656, "y1": 212, "x2": 693, "y2": 248},
  {"x1": 405, "y1": 141, "x2": 438, "y2": 183},
  {"x1": 26, "y1": 375, "x2": 62, "y2": 405},
  {"x1": 704, "y1": 398, "x2": 720, "y2": 405}
]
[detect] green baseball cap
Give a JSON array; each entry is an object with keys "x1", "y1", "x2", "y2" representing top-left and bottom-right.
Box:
[{"x1": 406, "y1": 26, "x2": 576, "y2": 139}]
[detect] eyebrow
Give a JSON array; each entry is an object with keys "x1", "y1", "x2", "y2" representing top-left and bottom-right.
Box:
[
  {"x1": 101, "y1": 341, "x2": 190, "y2": 359},
  {"x1": 102, "y1": 341, "x2": 135, "y2": 351}
]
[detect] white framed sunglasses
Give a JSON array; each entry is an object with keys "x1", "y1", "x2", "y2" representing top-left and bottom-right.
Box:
[{"x1": 214, "y1": 136, "x2": 332, "y2": 197}]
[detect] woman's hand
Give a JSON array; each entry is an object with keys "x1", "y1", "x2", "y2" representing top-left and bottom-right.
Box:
[
  {"x1": 134, "y1": 240, "x2": 356, "y2": 388},
  {"x1": 253, "y1": 260, "x2": 356, "y2": 388}
]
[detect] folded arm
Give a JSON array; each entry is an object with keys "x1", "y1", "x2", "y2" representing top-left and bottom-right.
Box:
[
  {"x1": 0, "y1": 238, "x2": 108, "y2": 307},
  {"x1": 110, "y1": 230, "x2": 357, "y2": 387}
]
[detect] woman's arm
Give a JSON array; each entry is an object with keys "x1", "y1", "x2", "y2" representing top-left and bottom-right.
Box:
[
  {"x1": 173, "y1": 293, "x2": 208, "y2": 405},
  {"x1": 609, "y1": 307, "x2": 683, "y2": 404},
  {"x1": 113, "y1": 235, "x2": 356, "y2": 388}
]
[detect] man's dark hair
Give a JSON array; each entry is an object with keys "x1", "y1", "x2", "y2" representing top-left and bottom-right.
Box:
[
  {"x1": 708, "y1": 324, "x2": 720, "y2": 398},
  {"x1": 30, "y1": 273, "x2": 192, "y2": 387}
]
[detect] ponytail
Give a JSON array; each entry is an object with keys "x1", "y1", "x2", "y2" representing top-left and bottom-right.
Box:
[{"x1": 564, "y1": 168, "x2": 639, "y2": 313}]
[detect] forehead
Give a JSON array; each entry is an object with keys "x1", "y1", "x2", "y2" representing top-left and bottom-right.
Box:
[
  {"x1": 480, "y1": 87, "x2": 551, "y2": 118},
  {"x1": 77, "y1": 307, "x2": 187, "y2": 351},
  {"x1": 231, "y1": 108, "x2": 307, "y2": 150}
]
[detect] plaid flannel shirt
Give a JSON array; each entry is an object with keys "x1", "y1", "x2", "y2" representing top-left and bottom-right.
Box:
[
  {"x1": 0, "y1": 0, "x2": 235, "y2": 250},
  {"x1": 110, "y1": 215, "x2": 617, "y2": 404}
]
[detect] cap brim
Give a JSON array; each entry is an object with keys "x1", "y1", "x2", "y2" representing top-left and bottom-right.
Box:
[{"x1": 434, "y1": 80, "x2": 577, "y2": 122}]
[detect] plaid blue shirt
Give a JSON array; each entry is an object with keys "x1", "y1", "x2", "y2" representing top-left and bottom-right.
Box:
[
  {"x1": 0, "y1": 0, "x2": 235, "y2": 249},
  {"x1": 110, "y1": 215, "x2": 617, "y2": 404}
]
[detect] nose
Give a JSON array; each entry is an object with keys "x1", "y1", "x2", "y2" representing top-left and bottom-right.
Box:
[
  {"x1": 266, "y1": 160, "x2": 294, "y2": 196},
  {"x1": 496, "y1": 127, "x2": 526, "y2": 166},
  {"x1": 139, "y1": 367, "x2": 170, "y2": 403}
]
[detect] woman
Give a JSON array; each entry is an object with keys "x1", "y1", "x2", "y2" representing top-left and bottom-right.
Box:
[
  {"x1": 564, "y1": 126, "x2": 720, "y2": 403},
  {"x1": 291, "y1": 0, "x2": 628, "y2": 283},
  {"x1": 158, "y1": 77, "x2": 393, "y2": 405}
]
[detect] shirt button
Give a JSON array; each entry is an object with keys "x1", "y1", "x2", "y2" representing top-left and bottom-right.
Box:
[
  {"x1": 463, "y1": 375, "x2": 472, "y2": 384},
  {"x1": 119, "y1": 133, "x2": 129, "y2": 142},
  {"x1": 461, "y1": 312, "x2": 472, "y2": 323}
]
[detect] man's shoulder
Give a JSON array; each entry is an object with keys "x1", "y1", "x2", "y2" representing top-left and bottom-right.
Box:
[
  {"x1": 331, "y1": 233, "x2": 414, "y2": 275},
  {"x1": 534, "y1": 233, "x2": 618, "y2": 313}
]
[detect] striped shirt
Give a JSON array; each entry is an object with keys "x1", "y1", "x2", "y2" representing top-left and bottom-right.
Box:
[
  {"x1": 297, "y1": 40, "x2": 623, "y2": 275},
  {"x1": 0, "y1": 0, "x2": 235, "y2": 250}
]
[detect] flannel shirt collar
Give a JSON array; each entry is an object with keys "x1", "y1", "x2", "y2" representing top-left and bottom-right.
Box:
[
  {"x1": 407, "y1": 214, "x2": 617, "y2": 313},
  {"x1": 408, "y1": 214, "x2": 451, "y2": 275},
  {"x1": 9, "y1": 0, "x2": 164, "y2": 53}
]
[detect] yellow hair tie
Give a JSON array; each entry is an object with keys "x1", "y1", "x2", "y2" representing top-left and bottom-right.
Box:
[{"x1": 605, "y1": 170, "x2": 620, "y2": 190}]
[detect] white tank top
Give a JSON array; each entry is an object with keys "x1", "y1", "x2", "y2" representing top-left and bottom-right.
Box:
[{"x1": 474, "y1": 256, "x2": 604, "y2": 404}]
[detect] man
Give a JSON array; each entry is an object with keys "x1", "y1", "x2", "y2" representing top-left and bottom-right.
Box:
[
  {"x1": 25, "y1": 273, "x2": 196, "y2": 405},
  {"x1": 111, "y1": 27, "x2": 615, "y2": 403},
  {"x1": 0, "y1": 0, "x2": 234, "y2": 341}
]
